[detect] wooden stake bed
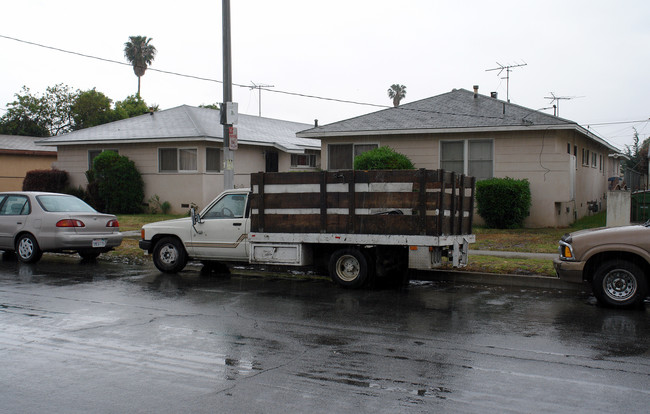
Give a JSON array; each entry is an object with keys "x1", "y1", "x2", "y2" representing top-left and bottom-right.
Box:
[{"x1": 250, "y1": 169, "x2": 475, "y2": 237}]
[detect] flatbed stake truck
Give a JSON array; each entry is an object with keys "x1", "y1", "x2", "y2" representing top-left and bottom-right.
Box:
[{"x1": 139, "y1": 169, "x2": 475, "y2": 287}]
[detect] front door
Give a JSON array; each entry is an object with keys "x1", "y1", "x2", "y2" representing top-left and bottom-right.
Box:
[
  {"x1": 265, "y1": 151, "x2": 278, "y2": 172},
  {"x1": 189, "y1": 192, "x2": 249, "y2": 261},
  {"x1": 0, "y1": 195, "x2": 29, "y2": 249}
]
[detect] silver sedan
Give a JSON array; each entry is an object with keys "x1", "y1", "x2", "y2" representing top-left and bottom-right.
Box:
[{"x1": 0, "y1": 192, "x2": 123, "y2": 263}]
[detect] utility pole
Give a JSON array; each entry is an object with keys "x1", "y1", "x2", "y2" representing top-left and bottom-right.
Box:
[
  {"x1": 250, "y1": 82, "x2": 274, "y2": 117},
  {"x1": 222, "y1": 0, "x2": 234, "y2": 190},
  {"x1": 486, "y1": 61, "x2": 527, "y2": 102}
]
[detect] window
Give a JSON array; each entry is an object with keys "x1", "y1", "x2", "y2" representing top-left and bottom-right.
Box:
[
  {"x1": 291, "y1": 152, "x2": 317, "y2": 168},
  {"x1": 158, "y1": 148, "x2": 198, "y2": 172},
  {"x1": 567, "y1": 143, "x2": 571, "y2": 154},
  {"x1": 440, "y1": 139, "x2": 493, "y2": 180},
  {"x1": 599, "y1": 154, "x2": 603, "y2": 171},
  {"x1": 206, "y1": 147, "x2": 221, "y2": 172},
  {"x1": 582, "y1": 148, "x2": 590, "y2": 166},
  {"x1": 328, "y1": 143, "x2": 378, "y2": 170},
  {"x1": 592, "y1": 152, "x2": 597, "y2": 168},
  {"x1": 88, "y1": 149, "x2": 118, "y2": 169},
  {"x1": 202, "y1": 194, "x2": 247, "y2": 219},
  {"x1": 0, "y1": 195, "x2": 30, "y2": 215}
]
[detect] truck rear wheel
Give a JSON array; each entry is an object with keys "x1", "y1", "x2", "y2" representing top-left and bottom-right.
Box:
[
  {"x1": 329, "y1": 248, "x2": 368, "y2": 288},
  {"x1": 592, "y1": 260, "x2": 647, "y2": 308},
  {"x1": 153, "y1": 237, "x2": 188, "y2": 273}
]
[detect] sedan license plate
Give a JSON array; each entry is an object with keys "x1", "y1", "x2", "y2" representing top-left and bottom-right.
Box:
[{"x1": 92, "y1": 239, "x2": 107, "y2": 248}]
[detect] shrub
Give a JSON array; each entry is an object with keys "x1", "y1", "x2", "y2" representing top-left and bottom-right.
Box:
[
  {"x1": 22, "y1": 169, "x2": 69, "y2": 192},
  {"x1": 476, "y1": 177, "x2": 531, "y2": 229},
  {"x1": 354, "y1": 146, "x2": 415, "y2": 170},
  {"x1": 91, "y1": 151, "x2": 144, "y2": 213}
]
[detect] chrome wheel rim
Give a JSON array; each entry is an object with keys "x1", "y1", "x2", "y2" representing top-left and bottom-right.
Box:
[
  {"x1": 335, "y1": 255, "x2": 360, "y2": 282},
  {"x1": 160, "y1": 244, "x2": 178, "y2": 265},
  {"x1": 603, "y1": 269, "x2": 637, "y2": 301},
  {"x1": 18, "y1": 238, "x2": 34, "y2": 259}
]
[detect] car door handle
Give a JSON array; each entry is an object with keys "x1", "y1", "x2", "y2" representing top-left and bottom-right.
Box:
[{"x1": 233, "y1": 223, "x2": 242, "y2": 227}]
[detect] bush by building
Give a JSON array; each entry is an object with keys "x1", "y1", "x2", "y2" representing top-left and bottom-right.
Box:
[
  {"x1": 476, "y1": 177, "x2": 531, "y2": 229},
  {"x1": 354, "y1": 146, "x2": 415, "y2": 170},
  {"x1": 22, "y1": 169, "x2": 69, "y2": 192}
]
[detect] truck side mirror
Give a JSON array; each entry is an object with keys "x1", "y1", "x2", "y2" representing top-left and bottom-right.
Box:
[{"x1": 191, "y1": 207, "x2": 200, "y2": 225}]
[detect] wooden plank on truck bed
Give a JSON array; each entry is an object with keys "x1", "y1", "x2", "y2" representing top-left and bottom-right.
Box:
[{"x1": 250, "y1": 169, "x2": 475, "y2": 236}]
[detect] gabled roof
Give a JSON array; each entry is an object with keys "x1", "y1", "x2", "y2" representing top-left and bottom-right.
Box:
[
  {"x1": 297, "y1": 88, "x2": 619, "y2": 152},
  {"x1": 38, "y1": 105, "x2": 319, "y2": 154},
  {"x1": 0, "y1": 134, "x2": 57, "y2": 155}
]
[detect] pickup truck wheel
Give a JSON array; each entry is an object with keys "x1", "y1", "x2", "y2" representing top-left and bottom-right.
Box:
[
  {"x1": 592, "y1": 260, "x2": 648, "y2": 308},
  {"x1": 153, "y1": 237, "x2": 188, "y2": 273},
  {"x1": 329, "y1": 248, "x2": 368, "y2": 288}
]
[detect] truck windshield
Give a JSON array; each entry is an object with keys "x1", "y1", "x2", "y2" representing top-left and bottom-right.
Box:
[{"x1": 202, "y1": 194, "x2": 247, "y2": 219}]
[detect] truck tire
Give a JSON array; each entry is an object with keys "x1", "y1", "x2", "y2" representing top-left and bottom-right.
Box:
[
  {"x1": 153, "y1": 237, "x2": 188, "y2": 273},
  {"x1": 592, "y1": 260, "x2": 648, "y2": 308},
  {"x1": 329, "y1": 248, "x2": 368, "y2": 288}
]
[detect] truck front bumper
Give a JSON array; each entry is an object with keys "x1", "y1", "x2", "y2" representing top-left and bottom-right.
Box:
[
  {"x1": 139, "y1": 240, "x2": 152, "y2": 252},
  {"x1": 553, "y1": 258, "x2": 585, "y2": 284}
]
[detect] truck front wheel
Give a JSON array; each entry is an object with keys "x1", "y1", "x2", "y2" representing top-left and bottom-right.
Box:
[
  {"x1": 329, "y1": 248, "x2": 368, "y2": 288},
  {"x1": 592, "y1": 260, "x2": 648, "y2": 308},
  {"x1": 153, "y1": 237, "x2": 188, "y2": 273}
]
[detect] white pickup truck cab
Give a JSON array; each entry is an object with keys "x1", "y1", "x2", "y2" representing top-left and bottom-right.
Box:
[{"x1": 140, "y1": 189, "x2": 250, "y2": 273}]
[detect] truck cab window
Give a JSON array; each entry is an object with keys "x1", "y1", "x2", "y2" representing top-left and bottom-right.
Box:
[{"x1": 202, "y1": 194, "x2": 247, "y2": 219}]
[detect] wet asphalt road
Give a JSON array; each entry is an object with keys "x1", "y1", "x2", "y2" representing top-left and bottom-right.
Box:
[{"x1": 0, "y1": 255, "x2": 649, "y2": 414}]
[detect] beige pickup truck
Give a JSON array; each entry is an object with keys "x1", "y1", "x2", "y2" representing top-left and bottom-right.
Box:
[{"x1": 554, "y1": 224, "x2": 649, "y2": 308}]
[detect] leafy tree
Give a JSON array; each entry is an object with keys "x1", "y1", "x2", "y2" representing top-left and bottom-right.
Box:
[
  {"x1": 0, "y1": 84, "x2": 78, "y2": 136},
  {"x1": 124, "y1": 36, "x2": 157, "y2": 97},
  {"x1": 623, "y1": 128, "x2": 649, "y2": 176},
  {"x1": 71, "y1": 88, "x2": 116, "y2": 130},
  {"x1": 91, "y1": 151, "x2": 144, "y2": 213},
  {"x1": 387, "y1": 84, "x2": 407, "y2": 107},
  {"x1": 354, "y1": 146, "x2": 415, "y2": 170},
  {"x1": 199, "y1": 103, "x2": 220, "y2": 110},
  {"x1": 114, "y1": 94, "x2": 156, "y2": 119}
]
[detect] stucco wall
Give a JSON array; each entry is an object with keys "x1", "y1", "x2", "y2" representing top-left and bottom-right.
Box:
[
  {"x1": 321, "y1": 129, "x2": 618, "y2": 227},
  {"x1": 0, "y1": 153, "x2": 57, "y2": 191},
  {"x1": 54, "y1": 142, "x2": 319, "y2": 213}
]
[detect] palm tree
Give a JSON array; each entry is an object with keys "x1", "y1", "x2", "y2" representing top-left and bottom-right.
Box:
[
  {"x1": 387, "y1": 84, "x2": 407, "y2": 107},
  {"x1": 124, "y1": 36, "x2": 157, "y2": 97}
]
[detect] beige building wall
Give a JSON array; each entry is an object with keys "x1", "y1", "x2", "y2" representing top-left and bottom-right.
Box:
[
  {"x1": 0, "y1": 152, "x2": 57, "y2": 191},
  {"x1": 321, "y1": 129, "x2": 618, "y2": 227},
  {"x1": 54, "y1": 142, "x2": 319, "y2": 214}
]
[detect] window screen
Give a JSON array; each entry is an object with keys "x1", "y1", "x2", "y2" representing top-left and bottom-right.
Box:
[
  {"x1": 206, "y1": 147, "x2": 221, "y2": 172},
  {"x1": 159, "y1": 148, "x2": 178, "y2": 172},
  {"x1": 468, "y1": 140, "x2": 493, "y2": 180},
  {"x1": 440, "y1": 141, "x2": 464, "y2": 174},
  {"x1": 328, "y1": 144, "x2": 353, "y2": 170}
]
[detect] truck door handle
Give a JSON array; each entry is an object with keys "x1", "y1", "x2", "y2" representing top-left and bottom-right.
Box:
[{"x1": 233, "y1": 223, "x2": 242, "y2": 227}]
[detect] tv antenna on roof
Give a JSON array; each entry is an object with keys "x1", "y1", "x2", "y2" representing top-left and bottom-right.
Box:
[
  {"x1": 486, "y1": 61, "x2": 527, "y2": 102},
  {"x1": 544, "y1": 92, "x2": 584, "y2": 117},
  {"x1": 249, "y1": 81, "x2": 275, "y2": 117}
]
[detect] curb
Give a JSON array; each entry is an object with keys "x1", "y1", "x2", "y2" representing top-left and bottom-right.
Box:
[{"x1": 414, "y1": 269, "x2": 583, "y2": 291}]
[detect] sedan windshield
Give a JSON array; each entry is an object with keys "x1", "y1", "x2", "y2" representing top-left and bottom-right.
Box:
[{"x1": 37, "y1": 195, "x2": 97, "y2": 213}]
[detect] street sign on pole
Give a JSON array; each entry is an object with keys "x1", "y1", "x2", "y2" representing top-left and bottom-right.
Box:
[{"x1": 228, "y1": 126, "x2": 238, "y2": 150}]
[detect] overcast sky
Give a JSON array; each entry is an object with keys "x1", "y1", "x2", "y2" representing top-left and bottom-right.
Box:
[{"x1": 1, "y1": 0, "x2": 648, "y2": 150}]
